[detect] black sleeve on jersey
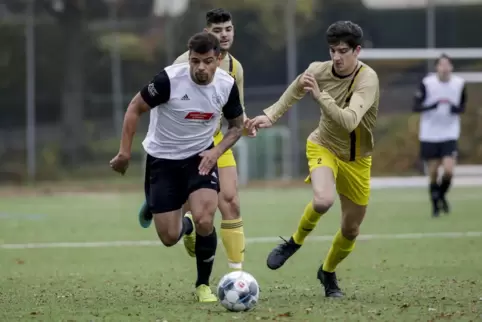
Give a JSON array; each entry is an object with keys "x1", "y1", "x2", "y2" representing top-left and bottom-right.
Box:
[
  {"x1": 451, "y1": 85, "x2": 467, "y2": 114},
  {"x1": 413, "y1": 82, "x2": 437, "y2": 113},
  {"x1": 222, "y1": 83, "x2": 244, "y2": 120},
  {"x1": 140, "y1": 70, "x2": 171, "y2": 108}
]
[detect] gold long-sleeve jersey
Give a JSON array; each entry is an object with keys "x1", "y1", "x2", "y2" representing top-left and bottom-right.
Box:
[
  {"x1": 264, "y1": 61, "x2": 379, "y2": 162},
  {"x1": 173, "y1": 51, "x2": 245, "y2": 135}
]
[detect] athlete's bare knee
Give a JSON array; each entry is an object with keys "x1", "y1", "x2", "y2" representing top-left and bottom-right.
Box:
[
  {"x1": 312, "y1": 194, "x2": 335, "y2": 214},
  {"x1": 219, "y1": 191, "x2": 240, "y2": 220},
  {"x1": 218, "y1": 166, "x2": 240, "y2": 220},
  {"x1": 194, "y1": 214, "x2": 214, "y2": 236},
  {"x1": 153, "y1": 210, "x2": 182, "y2": 246},
  {"x1": 427, "y1": 161, "x2": 440, "y2": 182},
  {"x1": 157, "y1": 230, "x2": 179, "y2": 247},
  {"x1": 192, "y1": 200, "x2": 216, "y2": 235},
  {"x1": 340, "y1": 211, "x2": 366, "y2": 240},
  {"x1": 443, "y1": 163, "x2": 454, "y2": 178},
  {"x1": 341, "y1": 224, "x2": 360, "y2": 240}
]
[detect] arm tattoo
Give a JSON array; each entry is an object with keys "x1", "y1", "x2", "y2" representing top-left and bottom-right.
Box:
[
  {"x1": 227, "y1": 115, "x2": 244, "y2": 131},
  {"x1": 216, "y1": 115, "x2": 244, "y2": 154}
]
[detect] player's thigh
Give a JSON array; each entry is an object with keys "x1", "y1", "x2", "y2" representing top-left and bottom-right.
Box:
[
  {"x1": 441, "y1": 157, "x2": 456, "y2": 176},
  {"x1": 336, "y1": 158, "x2": 371, "y2": 239},
  {"x1": 181, "y1": 143, "x2": 235, "y2": 217},
  {"x1": 427, "y1": 159, "x2": 442, "y2": 182},
  {"x1": 336, "y1": 156, "x2": 371, "y2": 208},
  {"x1": 420, "y1": 141, "x2": 442, "y2": 179},
  {"x1": 214, "y1": 132, "x2": 237, "y2": 168},
  {"x1": 186, "y1": 154, "x2": 220, "y2": 235},
  {"x1": 440, "y1": 140, "x2": 457, "y2": 176},
  {"x1": 304, "y1": 140, "x2": 337, "y2": 212},
  {"x1": 218, "y1": 166, "x2": 240, "y2": 219},
  {"x1": 145, "y1": 154, "x2": 187, "y2": 243}
]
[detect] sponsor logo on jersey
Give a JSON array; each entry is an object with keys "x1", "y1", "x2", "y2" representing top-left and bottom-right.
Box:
[
  {"x1": 185, "y1": 112, "x2": 214, "y2": 120},
  {"x1": 147, "y1": 83, "x2": 158, "y2": 97}
]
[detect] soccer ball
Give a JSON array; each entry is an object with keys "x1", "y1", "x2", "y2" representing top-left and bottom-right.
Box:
[{"x1": 217, "y1": 270, "x2": 259, "y2": 312}]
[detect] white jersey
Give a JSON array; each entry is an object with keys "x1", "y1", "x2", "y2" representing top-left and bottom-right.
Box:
[
  {"x1": 140, "y1": 63, "x2": 242, "y2": 160},
  {"x1": 415, "y1": 74, "x2": 466, "y2": 142}
]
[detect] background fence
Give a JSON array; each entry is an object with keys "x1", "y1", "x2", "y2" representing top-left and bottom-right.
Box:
[{"x1": 1, "y1": 0, "x2": 482, "y2": 185}]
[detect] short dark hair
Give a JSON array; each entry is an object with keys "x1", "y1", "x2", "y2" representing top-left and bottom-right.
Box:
[
  {"x1": 326, "y1": 21, "x2": 363, "y2": 49},
  {"x1": 435, "y1": 53, "x2": 452, "y2": 66},
  {"x1": 188, "y1": 32, "x2": 221, "y2": 56},
  {"x1": 206, "y1": 8, "x2": 232, "y2": 26}
]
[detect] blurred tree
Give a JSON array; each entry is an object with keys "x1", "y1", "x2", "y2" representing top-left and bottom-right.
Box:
[
  {"x1": 202, "y1": 0, "x2": 318, "y2": 49},
  {"x1": 37, "y1": 0, "x2": 157, "y2": 166},
  {"x1": 40, "y1": 0, "x2": 88, "y2": 166}
]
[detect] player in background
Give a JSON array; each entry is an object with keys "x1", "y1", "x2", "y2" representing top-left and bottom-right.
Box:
[
  {"x1": 413, "y1": 54, "x2": 466, "y2": 217},
  {"x1": 110, "y1": 32, "x2": 244, "y2": 302},
  {"x1": 247, "y1": 21, "x2": 379, "y2": 298},
  {"x1": 137, "y1": 8, "x2": 251, "y2": 272}
]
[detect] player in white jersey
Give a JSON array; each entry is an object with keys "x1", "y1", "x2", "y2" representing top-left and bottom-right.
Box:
[
  {"x1": 413, "y1": 54, "x2": 467, "y2": 217},
  {"x1": 109, "y1": 32, "x2": 244, "y2": 302},
  {"x1": 136, "y1": 8, "x2": 253, "y2": 272}
]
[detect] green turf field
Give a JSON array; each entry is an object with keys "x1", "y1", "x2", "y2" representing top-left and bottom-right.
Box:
[{"x1": 1, "y1": 186, "x2": 481, "y2": 321}]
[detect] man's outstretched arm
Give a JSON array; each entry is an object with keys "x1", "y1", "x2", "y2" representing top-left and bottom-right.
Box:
[
  {"x1": 119, "y1": 70, "x2": 171, "y2": 156},
  {"x1": 263, "y1": 73, "x2": 306, "y2": 124}
]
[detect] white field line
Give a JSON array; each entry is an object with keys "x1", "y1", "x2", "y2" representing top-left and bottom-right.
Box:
[
  {"x1": 370, "y1": 176, "x2": 482, "y2": 189},
  {"x1": 2, "y1": 231, "x2": 482, "y2": 250}
]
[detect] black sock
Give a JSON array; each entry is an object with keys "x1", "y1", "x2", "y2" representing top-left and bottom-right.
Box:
[
  {"x1": 439, "y1": 175, "x2": 452, "y2": 199},
  {"x1": 429, "y1": 182, "x2": 440, "y2": 208},
  {"x1": 195, "y1": 228, "x2": 217, "y2": 287},
  {"x1": 177, "y1": 217, "x2": 194, "y2": 241}
]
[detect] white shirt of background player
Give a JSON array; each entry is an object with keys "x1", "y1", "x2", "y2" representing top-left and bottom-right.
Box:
[{"x1": 414, "y1": 73, "x2": 466, "y2": 142}]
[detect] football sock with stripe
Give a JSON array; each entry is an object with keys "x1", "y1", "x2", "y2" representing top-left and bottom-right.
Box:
[
  {"x1": 323, "y1": 229, "x2": 356, "y2": 272},
  {"x1": 292, "y1": 201, "x2": 324, "y2": 245},
  {"x1": 195, "y1": 228, "x2": 217, "y2": 287},
  {"x1": 220, "y1": 218, "x2": 245, "y2": 270}
]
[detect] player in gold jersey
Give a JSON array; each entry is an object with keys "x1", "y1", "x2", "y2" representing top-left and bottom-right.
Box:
[
  {"x1": 247, "y1": 21, "x2": 379, "y2": 298},
  {"x1": 137, "y1": 9, "x2": 253, "y2": 275}
]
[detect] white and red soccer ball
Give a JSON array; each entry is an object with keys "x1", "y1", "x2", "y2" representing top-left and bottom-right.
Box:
[{"x1": 217, "y1": 271, "x2": 259, "y2": 312}]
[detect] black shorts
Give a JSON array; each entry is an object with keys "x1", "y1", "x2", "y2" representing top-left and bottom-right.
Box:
[
  {"x1": 420, "y1": 140, "x2": 458, "y2": 161},
  {"x1": 144, "y1": 148, "x2": 220, "y2": 214}
]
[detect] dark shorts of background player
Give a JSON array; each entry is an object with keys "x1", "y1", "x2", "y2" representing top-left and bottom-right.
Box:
[
  {"x1": 420, "y1": 140, "x2": 458, "y2": 161},
  {"x1": 144, "y1": 145, "x2": 220, "y2": 214}
]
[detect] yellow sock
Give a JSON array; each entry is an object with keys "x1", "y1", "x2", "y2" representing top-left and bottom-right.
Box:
[
  {"x1": 292, "y1": 201, "x2": 324, "y2": 245},
  {"x1": 323, "y1": 229, "x2": 356, "y2": 272},
  {"x1": 220, "y1": 218, "x2": 245, "y2": 270}
]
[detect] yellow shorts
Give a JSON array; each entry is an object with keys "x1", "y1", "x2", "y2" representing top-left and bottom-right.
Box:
[
  {"x1": 213, "y1": 131, "x2": 237, "y2": 168},
  {"x1": 304, "y1": 140, "x2": 372, "y2": 206}
]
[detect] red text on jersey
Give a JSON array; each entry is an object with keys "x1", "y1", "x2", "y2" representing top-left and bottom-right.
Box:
[{"x1": 185, "y1": 112, "x2": 214, "y2": 120}]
